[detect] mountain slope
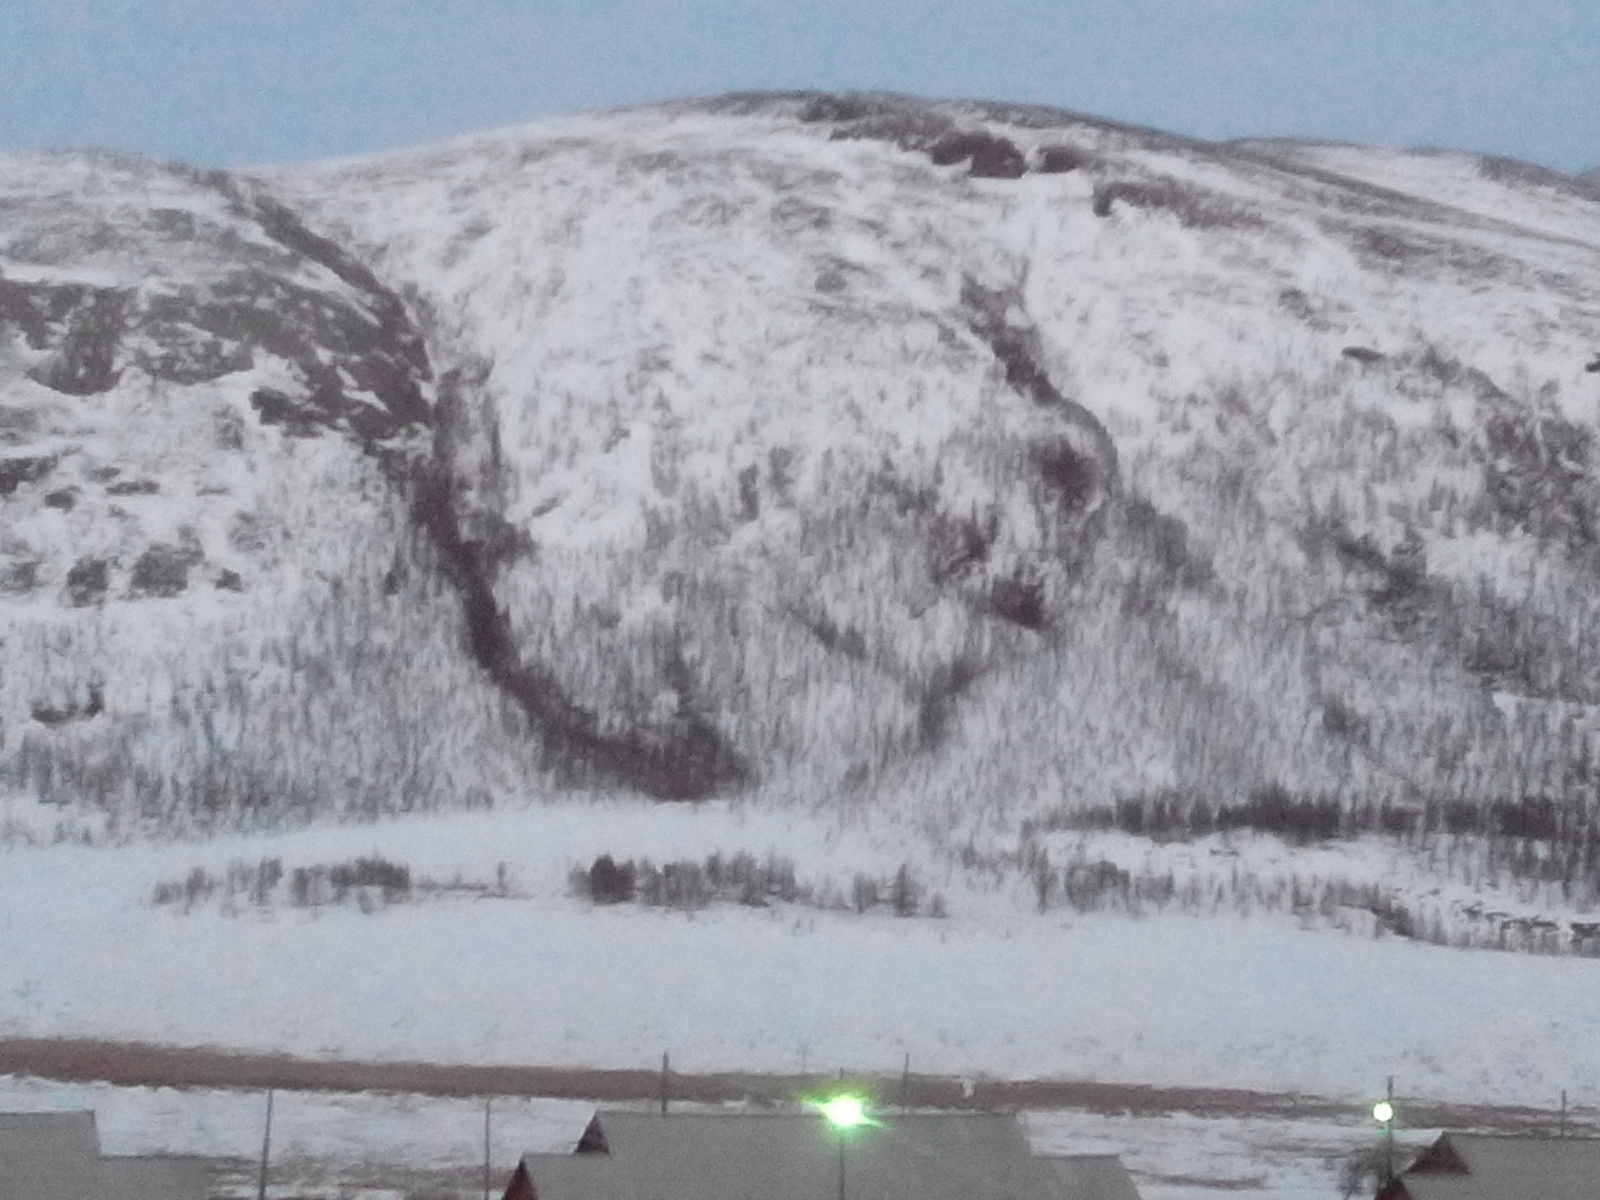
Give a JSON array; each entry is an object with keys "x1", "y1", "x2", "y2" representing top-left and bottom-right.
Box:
[
  {"x1": 266, "y1": 93, "x2": 1600, "y2": 829},
  {"x1": 5, "y1": 94, "x2": 1600, "y2": 845},
  {"x1": 0, "y1": 151, "x2": 543, "y2": 827}
]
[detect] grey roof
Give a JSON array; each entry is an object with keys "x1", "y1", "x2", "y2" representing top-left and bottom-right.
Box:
[
  {"x1": 0, "y1": 1113, "x2": 102, "y2": 1200},
  {"x1": 1038, "y1": 1156, "x2": 1142, "y2": 1200},
  {"x1": 0, "y1": 1111, "x2": 209, "y2": 1200},
  {"x1": 101, "y1": 1155, "x2": 213, "y2": 1200},
  {"x1": 518, "y1": 1112, "x2": 1138, "y2": 1200},
  {"x1": 1393, "y1": 1133, "x2": 1600, "y2": 1200}
]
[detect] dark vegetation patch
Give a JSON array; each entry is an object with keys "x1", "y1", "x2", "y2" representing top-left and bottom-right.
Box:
[
  {"x1": 960, "y1": 278, "x2": 1065, "y2": 406},
  {"x1": 1032, "y1": 787, "x2": 1600, "y2": 948},
  {"x1": 1341, "y1": 345, "x2": 1386, "y2": 365},
  {"x1": 130, "y1": 316, "x2": 254, "y2": 384},
  {"x1": 0, "y1": 272, "x2": 129, "y2": 391},
  {"x1": 0, "y1": 405, "x2": 38, "y2": 444},
  {"x1": 0, "y1": 454, "x2": 55, "y2": 496},
  {"x1": 1276, "y1": 287, "x2": 1336, "y2": 330},
  {"x1": 215, "y1": 568, "x2": 243, "y2": 592},
  {"x1": 988, "y1": 569, "x2": 1047, "y2": 629},
  {"x1": 1477, "y1": 154, "x2": 1600, "y2": 199},
  {"x1": 1035, "y1": 145, "x2": 1084, "y2": 173},
  {"x1": 106, "y1": 478, "x2": 159, "y2": 496},
  {"x1": 771, "y1": 196, "x2": 833, "y2": 234},
  {"x1": 128, "y1": 542, "x2": 202, "y2": 598},
  {"x1": 63, "y1": 557, "x2": 109, "y2": 607},
  {"x1": 26, "y1": 289, "x2": 128, "y2": 395},
  {"x1": 1061, "y1": 785, "x2": 1600, "y2": 856},
  {"x1": 0, "y1": 559, "x2": 39, "y2": 594},
  {"x1": 410, "y1": 448, "x2": 750, "y2": 801},
  {"x1": 928, "y1": 131, "x2": 1027, "y2": 178},
  {"x1": 1482, "y1": 410, "x2": 1598, "y2": 550},
  {"x1": 154, "y1": 856, "x2": 420, "y2": 913},
  {"x1": 1299, "y1": 509, "x2": 1437, "y2": 638},
  {"x1": 796, "y1": 93, "x2": 1072, "y2": 181},
  {"x1": 927, "y1": 509, "x2": 997, "y2": 584},
  {"x1": 1120, "y1": 495, "x2": 1208, "y2": 586},
  {"x1": 916, "y1": 653, "x2": 984, "y2": 751},
  {"x1": 43, "y1": 487, "x2": 77, "y2": 510},
  {"x1": 1033, "y1": 439, "x2": 1099, "y2": 514},
  {"x1": 1345, "y1": 223, "x2": 1519, "y2": 283},
  {"x1": 1091, "y1": 178, "x2": 1256, "y2": 228},
  {"x1": 791, "y1": 605, "x2": 867, "y2": 659},
  {"x1": 249, "y1": 388, "x2": 324, "y2": 438},
  {"x1": 575, "y1": 850, "x2": 937, "y2": 918},
  {"x1": 30, "y1": 683, "x2": 104, "y2": 727},
  {"x1": 798, "y1": 94, "x2": 955, "y2": 153}
]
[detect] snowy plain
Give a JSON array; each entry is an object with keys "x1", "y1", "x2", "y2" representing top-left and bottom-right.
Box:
[{"x1": 2, "y1": 797, "x2": 1597, "y2": 1113}]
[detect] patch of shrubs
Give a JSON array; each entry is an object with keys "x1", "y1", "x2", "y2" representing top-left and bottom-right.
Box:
[
  {"x1": 154, "y1": 855, "x2": 413, "y2": 913},
  {"x1": 575, "y1": 852, "x2": 938, "y2": 917},
  {"x1": 1091, "y1": 178, "x2": 1256, "y2": 229}
]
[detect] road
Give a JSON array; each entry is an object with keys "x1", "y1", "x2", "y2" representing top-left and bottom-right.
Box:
[{"x1": 0, "y1": 1038, "x2": 1583, "y2": 1134}]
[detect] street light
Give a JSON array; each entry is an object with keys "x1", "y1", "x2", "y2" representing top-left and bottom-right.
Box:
[
  {"x1": 1373, "y1": 1078, "x2": 1396, "y2": 1185},
  {"x1": 818, "y1": 1095, "x2": 871, "y2": 1130},
  {"x1": 810, "y1": 1094, "x2": 875, "y2": 1200}
]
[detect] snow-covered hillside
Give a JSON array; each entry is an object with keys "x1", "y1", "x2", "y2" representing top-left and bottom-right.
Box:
[
  {"x1": 9, "y1": 90, "x2": 1600, "y2": 1125},
  {"x1": 6, "y1": 90, "x2": 1600, "y2": 879},
  {"x1": 263, "y1": 93, "x2": 1600, "y2": 827}
]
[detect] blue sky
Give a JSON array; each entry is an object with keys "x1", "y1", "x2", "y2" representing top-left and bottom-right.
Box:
[{"x1": 5, "y1": 0, "x2": 1598, "y2": 171}]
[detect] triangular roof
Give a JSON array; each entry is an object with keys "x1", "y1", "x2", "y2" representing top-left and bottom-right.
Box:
[
  {"x1": 1385, "y1": 1132, "x2": 1600, "y2": 1200},
  {"x1": 512, "y1": 1111, "x2": 1138, "y2": 1200}
]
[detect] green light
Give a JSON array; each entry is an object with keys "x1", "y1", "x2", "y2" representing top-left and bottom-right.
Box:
[
  {"x1": 1373, "y1": 1100, "x2": 1395, "y2": 1123},
  {"x1": 815, "y1": 1095, "x2": 871, "y2": 1129}
]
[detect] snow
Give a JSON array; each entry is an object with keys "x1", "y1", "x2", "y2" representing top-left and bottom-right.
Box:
[
  {"x1": 7, "y1": 95, "x2": 1600, "y2": 1198},
  {"x1": 2, "y1": 800, "x2": 1598, "y2": 1111}
]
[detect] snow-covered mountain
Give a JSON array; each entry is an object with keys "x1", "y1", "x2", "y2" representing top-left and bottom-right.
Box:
[{"x1": 4, "y1": 92, "x2": 1600, "y2": 847}]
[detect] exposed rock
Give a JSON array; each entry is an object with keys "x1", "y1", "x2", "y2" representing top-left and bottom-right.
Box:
[
  {"x1": 106, "y1": 479, "x2": 160, "y2": 496},
  {"x1": 0, "y1": 560, "x2": 39, "y2": 594},
  {"x1": 1341, "y1": 346, "x2": 1387, "y2": 365},
  {"x1": 1035, "y1": 145, "x2": 1084, "y2": 173},
  {"x1": 30, "y1": 683, "x2": 104, "y2": 727},
  {"x1": 63, "y1": 557, "x2": 109, "y2": 607},
  {"x1": 928, "y1": 131, "x2": 1026, "y2": 178},
  {"x1": 0, "y1": 455, "x2": 56, "y2": 497},
  {"x1": 129, "y1": 543, "x2": 202, "y2": 598}
]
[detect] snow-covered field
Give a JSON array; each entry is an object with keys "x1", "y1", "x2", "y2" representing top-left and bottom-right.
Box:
[{"x1": 2, "y1": 798, "x2": 1598, "y2": 1111}]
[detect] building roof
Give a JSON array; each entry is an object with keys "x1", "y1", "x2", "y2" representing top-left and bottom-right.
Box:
[
  {"x1": 1385, "y1": 1132, "x2": 1600, "y2": 1200},
  {"x1": 0, "y1": 1112, "x2": 103, "y2": 1200},
  {"x1": 513, "y1": 1111, "x2": 1139, "y2": 1200},
  {"x1": 0, "y1": 1111, "x2": 209, "y2": 1200},
  {"x1": 1038, "y1": 1155, "x2": 1143, "y2": 1200},
  {"x1": 100, "y1": 1155, "x2": 214, "y2": 1200}
]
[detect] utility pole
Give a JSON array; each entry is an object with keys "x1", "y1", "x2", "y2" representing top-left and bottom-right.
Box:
[
  {"x1": 900, "y1": 1054, "x2": 911, "y2": 1111},
  {"x1": 483, "y1": 1098, "x2": 492, "y2": 1200},
  {"x1": 1385, "y1": 1077, "x2": 1395, "y2": 1185},
  {"x1": 660, "y1": 1052, "x2": 670, "y2": 1115},
  {"x1": 1561, "y1": 1090, "x2": 1568, "y2": 1138},
  {"x1": 257, "y1": 1088, "x2": 274, "y2": 1200}
]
